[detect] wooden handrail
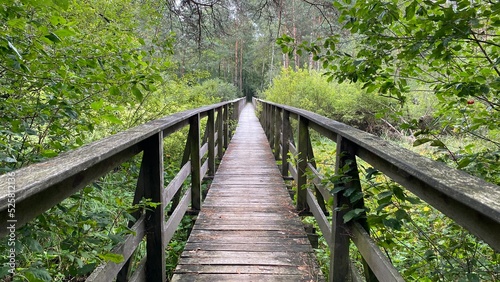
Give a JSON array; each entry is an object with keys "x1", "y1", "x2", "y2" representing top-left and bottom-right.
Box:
[
  {"x1": 0, "y1": 97, "x2": 246, "y2": 281},
  {"x1": 254, "y1": 98, "x2": 500, "y2": 282}
]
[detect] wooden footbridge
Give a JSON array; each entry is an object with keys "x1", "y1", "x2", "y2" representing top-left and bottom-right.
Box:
[{"x1": 1, "y1": 98, "x2": 499, "y2": 282}]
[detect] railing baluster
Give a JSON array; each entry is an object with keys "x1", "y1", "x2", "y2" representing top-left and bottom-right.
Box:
[
  {"x1": 273, "y1": 108, "x2": 281, "y2": 160},
  {"x1": 281, "y1": 110, "x2": 291, "y2": 177},
  {"x1": 297, "y1": 116, "x2": 309, "y2": 213},
  {"x1": 269, "y1": 106, "x2": 274, "y2": 147},
  {"x1": 189, "y1": 114, "x2": 202, "y2": 211},
  {"x1": 217, "y1": 107, "x2": 223, "y2": 160},
  {"x1": 143, "y1": 132, "x2": 166, "y2": 282},
  {"x1": 223, "y1": 104, "x2": 229, "y2": 150},
  {"x1": 208, "y1": 109, "x2": 216, "y2": 177},
  {"x1": 330, "y1": 135, "x2": 351, "y2": 281},
  {"x1": 333, "y1": 136, "x2": 377, "y2": 282}
]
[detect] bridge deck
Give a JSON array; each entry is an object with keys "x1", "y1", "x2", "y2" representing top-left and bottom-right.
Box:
[{"x1": 172, "y1": 103, "x2": 323, "y2": 281}]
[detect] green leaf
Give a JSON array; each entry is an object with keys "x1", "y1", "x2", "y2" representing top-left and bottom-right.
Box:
[
  {"x1": 413, "y1": 138, "x2": 433, "y2": 147},
  {"x1": 98, "y1": 252, "x2": 124, "y2": 264},
  {"x1": 91, "y1": 100, "x2": 104, "y2": 110},
  {"x1": 132, "y1": 86, "x2": 143, "y2": 102},
  {"x1": 0, "y1": 156, "x2": 17, "y2": 163},
  {"x1": 383, "y1": 218, "x2": 402, "y2": 230},
  {"x1": 102, "y1": 114, "x2": 122, "y2": 124},
  {"x1": 53, "y1": 0, "x2": 69, "y2": 10},
  {"x1": 24, "y1": 268, "x2": 52, "y2": 282},
  {"x1": 109, "y1": 86, "x2": 120, "y2": 96},
  {"x1": 378, "y1": 190, "x2": 393, "y2": 200},
  {"x1": 7, "y1": 40, "x2": 22, "y2": 59},
  {"x1": 77, "y1": 263, "x2": 97, "y2": 276},
  {"x1": 395, "y1": 209, "x2": 409, "y2": 221},
  {"x1": 457, "y1": 157, "x2": 472, "y2": 169},
  {"x1": 0, "y1": 266, "x2": 10, "y2": 278},
  {"x1": 54, "y1": 28, "x2": 76, "y2": 38},
  {"x1": 343, "y1": 208, "x2": 365, "y2": 223},
  {"x1": 26, "y1": 238, "x2": 43, "y2": 252},
  {"x1": 41, "y1": 150, "x2": 58, "y2": 158},
  {"x1": 45, "y1": 32, "x2": 62, "y2": 43}
]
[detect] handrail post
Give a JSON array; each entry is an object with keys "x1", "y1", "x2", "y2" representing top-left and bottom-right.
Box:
[
  {"x1": 208, "y1": 109, "x2": 216, "y2": 177},
  {"x1": 296, "y1": 115, "x2": 309, "y2": 213},
  {"x1": 217, "y1": 107, "x2": 224, "y2": 159},
  {"x1": 273, "y1": 108, "x2": 281, "y2": 160},
  {"x1": 331, "y1": 136, "x2": 377, "y2": 281},
  {"x1": 143, "y1": 132, "x2": 166, "y2": 281},
  {"x1": 189, "y1": 114, "x2": 202, "y2": 210},
  {"x1": 269, "y1": 106, "x2": 275, "y2": 148},
  {"x1": 223, "y1": 104, "x2": 229, "y2": 150},
  {"x1": 281, "y1": 110, "x2": 290, "y2": 177}
]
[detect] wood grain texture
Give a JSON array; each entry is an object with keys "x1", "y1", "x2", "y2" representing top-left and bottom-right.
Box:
[{"x1": 172, "y1": 104, "x2": 324, "y2": 281}]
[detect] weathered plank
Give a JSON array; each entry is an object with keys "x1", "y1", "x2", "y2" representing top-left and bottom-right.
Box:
[{"x1": 172, "y1": 103, "x2": 323, "y2": 281}]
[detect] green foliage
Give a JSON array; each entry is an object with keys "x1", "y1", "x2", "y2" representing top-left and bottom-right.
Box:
[
  {"x1": 190, "y1": 78, "x2": 241, "y2": 102},
  {"x1": 0, "y1": 0, "x2": 174, "y2": 172},
  {"x1": 260, "y1": 68, "x2": 393, "y2": 132},
  {"x1": 278, "y1": 0, "x2": 500, "y2": 183},
  {"x1": 307, "y1": 138, "x2": 499, "y2": 281}
]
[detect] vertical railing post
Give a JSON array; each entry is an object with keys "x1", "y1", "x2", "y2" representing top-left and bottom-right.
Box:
[
  {"x1": 217, "y1": 107, "x2": 223, "y2": 159},
  {"x1": 281, "y1": 110, "x2": 290, "y2": 177},
  {"x1": 143, "y1": 132, "x2": 165, "y2": 281},
  {"x1": 208, "y1": 109, "x2": 216, "y2": 177},
  {"x1": 296, "y1": 115, "x2": 309, "y2": 213},
  {"x1": 223, "y1": 104, "x2": 229, "y2": 150},
  {"x1": 331, "y1": 136, "x2": 376, "y2": 281},
  {"x1": 265, "y1": 104, "x2": 270, "y2": 139},
  {"x1": 273, "y1": 108, "x2": 281, "y2": 160},
  {"x1": 269, "y1": 106, "x2": 275, "y2": 147},
  {"x1": 189, "y1": 114, "x2": 202, "y2": 211}
]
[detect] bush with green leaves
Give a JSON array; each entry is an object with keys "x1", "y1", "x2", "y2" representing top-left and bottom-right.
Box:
[{"x1": 260, "y1": 68, "x2": 394, "y2": 133}]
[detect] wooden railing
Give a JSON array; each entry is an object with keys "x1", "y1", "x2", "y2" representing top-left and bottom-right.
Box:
[
  {"x1": 0, "y1": 98, "x2": 246, "y2": 282},
  {"x1": 254, "y1": 98, "x2": 500, "y2": 282}
]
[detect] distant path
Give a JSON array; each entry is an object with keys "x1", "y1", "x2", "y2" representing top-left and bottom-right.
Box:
[{"x1": 172, "y1": 103, "x2": 324, "y2": 281}]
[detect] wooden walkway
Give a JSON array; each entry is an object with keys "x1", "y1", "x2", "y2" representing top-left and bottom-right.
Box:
[{"x1": 172, "y1": 103, "x2": 323, "y2": 281}]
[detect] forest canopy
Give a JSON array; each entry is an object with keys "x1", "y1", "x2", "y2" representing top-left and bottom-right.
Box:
[{"x1": 0, "y1": 0, "x2": 499, "y2": 281}]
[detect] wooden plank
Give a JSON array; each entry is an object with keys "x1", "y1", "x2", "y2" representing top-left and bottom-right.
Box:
[
  {"x1": 172, "y1": 273, "x2": 317, "y2": 282},
  {"x1": 308, "y1": 163, "x2": 331, "y2": 201},
  {"x1": 350, "y1": 222, "x2": 404, "y2": 282},
  {"x1": 200, "y1": 142, "x2": 208, "y2": 158},
  {"x1": 173, "y1": 103, "x2": 323, "y2": 281},
  {"x1": 306, "y1": 189, "x2": 332, "y2": 245},
  {"x1": 164, "y1": 161, "x2": 190, "y2": 205},
  {"x1": 164, "y1": 189, "x2": 191, "y2": 245},
  {"x1": 129, "y1": 257, "x2": 146, "y2": 282},
  {"x1": 183, "y1": 243, "x2": 313, "y2": 252},
  {"x1": 201, "y1": 160, "x2": 209, "y2": 181},
  {"x1": 174, "y1": 264, "x2": 309, "y2": 275},
  {"x1": 86, "y1": 215, "x2": 146, "y2": 282}
]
